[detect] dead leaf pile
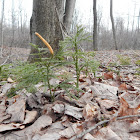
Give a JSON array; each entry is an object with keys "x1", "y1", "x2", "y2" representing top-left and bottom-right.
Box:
[{"x1": 0, "y1": 50, "x2": 140, "y2": 140}]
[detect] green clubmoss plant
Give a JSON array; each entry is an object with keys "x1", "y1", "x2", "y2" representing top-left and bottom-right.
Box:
[
  {"x1": 117, "y1": 55, "x2": 131, "y2": 65},
  {"x1": 135, "y1": 60, "x2": 140, "y2": 65},
  {"x1": 60, "y1": 25, "x2": 99, "y2": 91}
]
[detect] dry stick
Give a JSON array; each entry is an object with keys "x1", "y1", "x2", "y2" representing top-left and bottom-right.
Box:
[
  {"x1": 0, "y1": 56, "x2": 10, "y2": 66},
  {"x1": 55, "y1": 7, "x2": 64, "y2": 40},
  {"x1": 133, "y1": 93, "x2": 140, "y2": 103},
  {"x1": 55, "y1": 7, "x2": 69, "y2": 39},
  {"x1": 70, "y1": 114, "x2": 140, "y2": 140}
]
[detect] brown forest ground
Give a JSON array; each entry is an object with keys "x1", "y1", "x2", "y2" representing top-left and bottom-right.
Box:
[
  {"x1": 0, "y1": 46, "x2": 140, "y2": 64},
  {"x1": 0, "y1": 47, "x2": 140, "y2": 139}
]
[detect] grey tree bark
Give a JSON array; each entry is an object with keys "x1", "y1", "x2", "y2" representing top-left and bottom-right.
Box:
[
  {"x1": 28, "y1": 0, "x2": 64, "y2": 62},
  {"x1": 110, "y1": 0, "x2": 118, "y2": 50},
  {"x1": 63, "y1": 0, "x2": 76, "y2": 33},
  {"x1": 0, "y1": 0, "x2": 5, "y2": 58},
  {"x1": 93, "y1": 0, "x2": 98, "y2": 51},
  {"x1": 132, "y1": 3, "x2": 136, "y2": 33},
  {"x1": 28, "y1": 0, "x2": 76, "y2": 62},
  {"x1": 138, "y1": 10, "x2": 140, "y2": 33},
  {"x1": 9, "y1": 0, "x2": 16, "y2": 55}
]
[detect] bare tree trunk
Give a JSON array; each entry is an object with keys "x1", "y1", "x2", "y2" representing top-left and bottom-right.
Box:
[
  {"x1": 55, "y1": 0, "x2": 65, "y2": 22},
  {"x1": 132, "y1": 3, "x2": 136, "y2": 33},
  {"x1": 63, "y1": 0, "x2": 76, "y2": 33},
  {"x1": 28, "y1": 0, "x2": 64, "y2": 62},
  {"x1": 97, "y1": 7, "x2": 102, "y2": 33},
  {"x1": 93, "y1": 0, "x2": 98, "y2": 51},
  {"x1": 110, "y1": 0, "x2": 118, "y2": 50},
  {"x1": 138, "y1": 10, "x2": 140, "y2": 33},
  {"x1": 0, "y1": 0, "x2": 5, "y2": 58},
  {"x1": 127, "y1": 13, "x2": 130, "y2": 33},
  {"x1": 28, "y1": 0, "x2": 76, "y2": 62},
  {"x1": 132, "y1": 9, "x2": 140, "y2": 49},
  {"x1": 10, "y1": 0, "x2": 15, "y2": 55},
  {"x1": 19, "y1": 0, "x2": 23, "y2": 33}
]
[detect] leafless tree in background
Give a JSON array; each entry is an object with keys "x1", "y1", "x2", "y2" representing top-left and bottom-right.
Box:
[
  {"x1": 0, "y1": 0, "x2": 30, "y2": 63},
  {"x1": 18, "y1": 0, "x2": 23, "y2": 34},
  {"x1": 137, "y1": 10, "x2": 140, "y2": 33},
  {"x1": 93, "y1": 0, "x2": 98, "y2": 50},
  {"x1": 115, "y1": 17, "x2": 126, "y2": 49},
  {"x1": 97, "y1": 6, "x2": 103, "y2": 33},
  {"x1": 110, "y1": 0, "x2": 118, "y2": 50},
  {"x1": 10, "y1": 0, "x2": 16, "y2": 54},
  {"x1": 0, "y1": 0, "x2": 140, "y2": 63},
  {"x1": 64, "y1": 0, "x2": 76, "y2": 33},
  {"x1": 71, "y1": 9, "x2": 79, "y2": 32},
  {"x1": 127, "y1": 13, "x2": 130, "y2": 33},
  {"x1": 132, "y1": 2, "x2": 136, "y2": 33},
  {"x1": 0, "y1": 0, "x2": 5, "y2": 58},
  {"x1": 131, "y1": 1, "x2": 140, "y2": 49}
]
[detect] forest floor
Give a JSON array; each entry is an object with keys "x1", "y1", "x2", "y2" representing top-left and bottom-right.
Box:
[
  {"x1": 1, "y1": 46, "x2": 140, "y2": 65},
  {"x1": 0, "y1": 46, "x2": 140, "y2": 63},
  {"x1": 0, "y1": 48, "x2": 140, "y2": 140}
]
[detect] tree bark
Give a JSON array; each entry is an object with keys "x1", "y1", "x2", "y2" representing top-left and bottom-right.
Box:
[
  {"x1": 110, "y1": 0, "x2": 118, "y2": 50},
  {"x1": 63, "y1": 0, "x2": 76, "y2": 33},
  {"x1": 93, "y1": 0, "x2": 98, "y2": 51},
  {"x1": 0, "y1": 0, "x2": 5, "y2": 58},
  {"x1": 28, "y1": 0, "x2": 64, "y2": 62},
  {"x1": 137, "y1": 10, "x2": 140, "y2": 33}
]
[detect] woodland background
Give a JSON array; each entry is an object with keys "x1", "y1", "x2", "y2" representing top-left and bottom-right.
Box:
[{"x1": 0, "y1": 0, "x2": 140, "y2": 62}]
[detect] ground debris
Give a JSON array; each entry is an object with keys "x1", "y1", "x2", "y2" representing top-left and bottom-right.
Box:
[{"x1": 0, "y1": 50, "x2": 140, "y2": 139}]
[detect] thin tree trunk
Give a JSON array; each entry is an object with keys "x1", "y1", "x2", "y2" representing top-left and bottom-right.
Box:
[
  {"x1": 93, "y1": 0, "x2": 98, "y2": 51},
  {"x1": 127, "y1": 13, "x2": 130, "y2": 33},
  {"x1": 0, "y1": 0, "x2": 5, "y2": 58},
  {"x1": 63, "y1": 0, "x2": 76, "y2": 33},
  {"x1": 110, "y1": 0, "x2": 118, "y2": 50},
  {"x1": 10, "y1": 0, "x2": 15, "y2": 55},
  {"x1": 132, "y1": 3, "x2": 136, "y2": 33},
  {"x1": 138, "y1": 10, "x2": 140, "y2": 33}
]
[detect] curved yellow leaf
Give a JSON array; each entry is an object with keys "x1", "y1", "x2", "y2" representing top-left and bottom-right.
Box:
[{"x1": 35, "y1": 32, "x2": 54, "y2": 55}]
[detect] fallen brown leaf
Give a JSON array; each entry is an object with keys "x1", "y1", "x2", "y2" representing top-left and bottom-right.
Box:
[
  {"x1": 79, "y1": 78, "x2": 86, "y2": 82},
  {"x1": 93, "y1": 126, "x2": 121, "y2": 140},
  {"x1": 59, "y1": 122, "x2": 83, "y2": 138},
  {"x1": 83, "y1": 133, "x2": 96, "y2": 140},
  {"x1": 118, "y1": 97, "x2": 140, "y2": 117},
  {"x1": 23, "y1": 110, "x2": 38, "y2": 124},
  {"x1": 119, "y1": 83, "x2": 127, "y2": 90},
  {"x1": 103, "y1": 72, "x2": 113, "y2": 80},
  {"x1": 0, "y1": 123, "x2": 24, "y2": 132},
  {"x1": 6, "y1": 99, "x2": 26, "y2": 123},
  {"x1": 64, "y1": 104, "x2": 83, "y2": 120}
]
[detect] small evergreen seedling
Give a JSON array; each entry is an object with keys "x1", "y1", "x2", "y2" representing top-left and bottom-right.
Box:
[
  {"x1": 60, "y1": 26, "x2": 99, "y2": 92},
  {"x1": 32, "y1": 32, "x2": 67, "y2": 101}
]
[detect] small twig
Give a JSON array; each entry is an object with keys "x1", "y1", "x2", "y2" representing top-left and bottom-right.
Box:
[
  {"x1": 70, "y1": 114, "x2": 140, "y2": 140},
  {"x1": 0, "y1": 56, "x2": 10, "y2": 66},
  {"x1": 55, "y1": 7, "x2": 69, "y2": 39},
  {"x1": 134, "y1": 93, "x2": 140, "y2": 102}
]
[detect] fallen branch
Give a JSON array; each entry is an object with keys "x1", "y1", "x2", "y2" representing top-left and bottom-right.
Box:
[{"x1": 70, "y1": 114, "x2": 140, "y2": 140}]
